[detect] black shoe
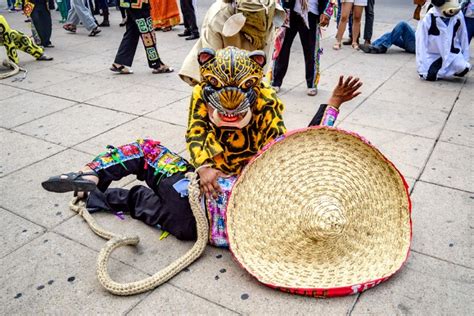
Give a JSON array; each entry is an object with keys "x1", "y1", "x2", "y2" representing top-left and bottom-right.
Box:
[
  {"x1": 99, "y1": 20, "x2": 110, "y2": 27},
  {"x1": 360, "y1": 44, "x2": 387, "y2": 54},
  {"x1": 342, "y1": 38, "x2": 352, "y2": 45},
  {"x1": 185, "y1": 33, "x2": 199, "y2": 40},
  {"x1": 178, "y1": 30, "x2": 191, "y2": 37}
]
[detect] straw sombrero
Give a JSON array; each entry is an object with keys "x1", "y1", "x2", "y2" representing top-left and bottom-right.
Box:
[{"x1": 226, "y1": 127, "x2": 412, "y2": 297}]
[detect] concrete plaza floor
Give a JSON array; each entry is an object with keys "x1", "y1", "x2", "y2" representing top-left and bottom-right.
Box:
[{"x1": 0, "y1": 3, "x2": 473, "y2": 315}]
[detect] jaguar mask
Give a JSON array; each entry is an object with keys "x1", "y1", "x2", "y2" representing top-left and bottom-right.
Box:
[{"x1": 198, "y1": 47, "x2": 266, "y2": 129}]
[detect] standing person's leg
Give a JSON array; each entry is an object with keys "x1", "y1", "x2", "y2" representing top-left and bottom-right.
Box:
[
  {"x1": 93, "y1": 0, "x2": 100, "y2": 14},
  {"x1": 271, "y1": 11, "x2": 299, "y2": 90},
  {"x1": 363, "y1": 0, "x2": 374, "y2": 44},
  {"x1": 335, "y1": 1, "x2": 353, "y2": 49},
  {"x1": 337, "y1": 0, "x2": 342, "y2": 26},
  {"x1": 71, "y1": 0, "x2": 99, "y2": 33},
  {"x1": 343, "y1": 11, "x2": 353, "y2": 45},
  {"x1": 32, "y1": 1, "x2": 52, "y2": 46},
  {"x1": 130, "y1": 6, "x2": 173, "y2": 73},
  {"x1": 119, "y1": 6, "x2": 127, "y2": 26},
  {"x1": 351, "y1": 5, "x2": 364, "y2": 49},
  {"x1": 300, "y1": 12, "x2": 319, "y2": 95},
  {"x1": 64, "y1": 0, "x2": 80, "y2": 31},
  {"x1": 180, "y1": 0, "x2": 199, "y2": 39},
  {"x1": 7, "y1": 0, "x2": 15, "y2": 10},
  {"x1": 57, "y1": 0, "x2": 68, "y2": 22},
  {"x1": 113, "y1": 8, "x2": 140, "y2": 72},
  {"x1": 48, "y1": 0, "x2": 55, "y2": 9},
  {"x1": 179, "y1": 0, "x2": 190, "y2": 36},
  {"x1": 98, "y1": 0, "x2": 109, "y2": 26}
]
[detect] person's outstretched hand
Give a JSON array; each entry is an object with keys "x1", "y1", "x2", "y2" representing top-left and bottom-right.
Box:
[
  {"x1": 328, "y1": 76, "x2": 363, "y2": 109},
  {"x1": 320, "y1": 14, "x2": 330, "y2": 27},
  {"x1": 197, "y1": 166, "x2": 227, "y2": 199}
]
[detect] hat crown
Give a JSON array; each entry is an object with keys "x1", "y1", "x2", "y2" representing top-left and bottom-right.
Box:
[{"x1": 301, "y1": 197, "x2": 346, "y2": 241}]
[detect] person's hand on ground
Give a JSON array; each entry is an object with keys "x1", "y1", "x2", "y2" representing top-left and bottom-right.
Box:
[
  {"x1": 320, "y1": 14, "x2": 330, "y2": 27},
  {"x1": 197, "y1": 166, "x2": 227, "y2": 199},
  {"x1": 328, "y1": 75, "x2": 363, "y2": 109}
]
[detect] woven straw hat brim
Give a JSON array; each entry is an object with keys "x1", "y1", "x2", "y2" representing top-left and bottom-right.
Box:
[{"x1": 226, "y1": 127, "x2": 412, "y2": 297}]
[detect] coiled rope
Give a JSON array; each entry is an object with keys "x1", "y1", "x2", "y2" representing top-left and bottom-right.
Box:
[{"x1": 69, "y1": 172, "x2": 208, "y2": 296}]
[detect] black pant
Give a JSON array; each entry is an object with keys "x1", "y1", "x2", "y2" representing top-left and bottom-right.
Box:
[
  {"x1": 364, "y1": 0, "x2": 375, "y2": 42},
  {"x1": 114, "y1": 7, "x2": 162, "y2": 68},
  {"x1": 180, "y1": 0, "x2": 198, "y2": 34},
  {"x1": 272, "y1": 11, "x2": 319, "y2": 89},
  {"x1": 86, "y1": 155, "x2": 197, "y2": 241},
  {"x1": 31, "y1": 1, "x2": 52, "y2": 46}
]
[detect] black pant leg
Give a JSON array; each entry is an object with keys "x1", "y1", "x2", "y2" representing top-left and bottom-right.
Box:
[
  {"x1": 31, "y1": 4, "x2": 52, "y2": 46},
  {"x1": 271, "y1": 11, "x2": 299, "y2": 87},
  {"x1": 180, "y1": 0, "x2": 198, "y2": 33},
  {"x1": 299, "y1": 12, "x2": 318, "y2": 88},
  {"x1": 364, "y1": 0, "x2": 375, "y2": 41},
  {"x1": 129, "y1": 7, "x2": 162, "y2": 68},
  {"x1": 154, "y1": 173, "x2": 196, "y2": 240},
  {"x1": 88, "y1": 182, "x2": 196, "y2": 240},
  {"x1": 114, "y1": 9, "x2": 140, "y2": 67}
]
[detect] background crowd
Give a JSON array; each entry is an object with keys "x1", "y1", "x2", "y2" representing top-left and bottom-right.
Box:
[{"x1": 1, "y1": 0, "x2": 473, "y2": 84}]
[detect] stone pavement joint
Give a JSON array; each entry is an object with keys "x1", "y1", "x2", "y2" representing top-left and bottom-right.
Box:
[
  {"x1": 410, "y1": 79, "x2": 466, "y2": 194},
  {"x1": 410, "y1": 249, "x2": 474, "y2": 271}
]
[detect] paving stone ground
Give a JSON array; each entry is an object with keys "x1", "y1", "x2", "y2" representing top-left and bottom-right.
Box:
[{"x1": 0, "y1": 2, "x2": 473, "y2": 315}]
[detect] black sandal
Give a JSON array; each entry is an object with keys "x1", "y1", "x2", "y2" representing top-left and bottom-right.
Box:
[
  {"x1": 110, "y1": 64, "x2": 133, "y2": 74},
  {"x1": 88, "y1": 27, "x2": 101, "y2": 37},
  {"x1": 41, "y1": 171, "x2": 98, "y2": 194}
]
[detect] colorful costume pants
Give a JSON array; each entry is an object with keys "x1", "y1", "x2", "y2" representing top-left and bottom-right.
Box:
[
  {"x1": 0, "y1": 15, "x2": 44, "y2": 65},
  {"x1": 85, "y1": 139, "x2": 197, "y2": 240},
  {"x1": 114, "y1": 5, "x2": 162, "y2": 68}
]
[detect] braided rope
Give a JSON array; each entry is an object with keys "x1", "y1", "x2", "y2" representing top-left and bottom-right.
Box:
[
  {"x1": 0, "y1": 59, "x2": 26, "y2": 80},
  {"x1": 69, "y1": 172, "x2": 209, "y2": 296}
]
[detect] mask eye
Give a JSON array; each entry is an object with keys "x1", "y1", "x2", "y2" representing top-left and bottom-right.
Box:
[
  {"x1": 241, "y1": 78, "x2": 257, "y2": 89},
  {"x1": 207, "y1": 76, "x2": 222, "y2": 88}
]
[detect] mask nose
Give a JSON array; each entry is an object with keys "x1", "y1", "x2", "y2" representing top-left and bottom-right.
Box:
[
  {"x1": 218, "y1": 88, "x2": 247, "y2": 111},
  {"x1": 445, "y1": 7, "x2": 461, "y2": 16}
]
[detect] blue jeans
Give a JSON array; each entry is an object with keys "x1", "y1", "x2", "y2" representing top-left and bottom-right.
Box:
[
  {"x1": 7, "y1": 0, "x2": 15, "y2": 9},
  {"x1": 372, "y1": 21, "x2": 416, "y2": 53}
]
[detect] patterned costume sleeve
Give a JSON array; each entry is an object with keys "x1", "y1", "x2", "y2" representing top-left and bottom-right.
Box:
[
  {"x1": 185, "y1": 84, "x2": 224, "y2": 168},
  {"x1": 256, "y1": 87, "x2": 287, "y2": 147}
]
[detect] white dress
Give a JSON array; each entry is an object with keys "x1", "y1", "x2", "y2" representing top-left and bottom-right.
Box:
[{"x1": 416, "y1": 7, "x2": 471, "y2": 81}]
